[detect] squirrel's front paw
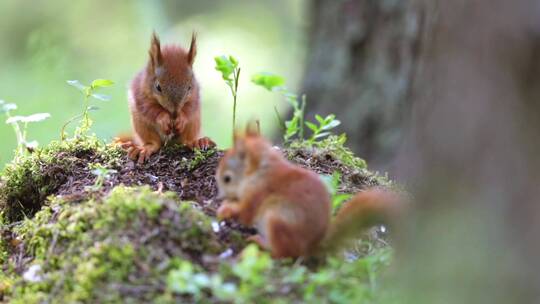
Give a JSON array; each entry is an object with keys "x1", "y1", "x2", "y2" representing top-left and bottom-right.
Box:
[
  {"x1": 217, "y1": 203, "x2": 237, "y2": 220},
  {"x1": 186, "y1": 137, "x2": 216, "y2": 150},
  {"x1": 174, "y1": 117, "x2": 188, "y2": 135},
  {"x1": 156, "y1": 112, "x2": 173, "y2": 135}
]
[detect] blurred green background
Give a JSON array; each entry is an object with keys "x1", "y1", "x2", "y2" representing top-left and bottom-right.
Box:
[{"x1": 0, "y1": 0, "x2": 306, "y2": 167}]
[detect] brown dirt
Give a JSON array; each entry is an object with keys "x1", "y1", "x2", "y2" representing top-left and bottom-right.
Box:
[{"x1": 48, "y1": 144, "x2": 381, "y2": 218}]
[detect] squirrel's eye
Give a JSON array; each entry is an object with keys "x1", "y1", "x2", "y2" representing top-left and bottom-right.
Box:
[
  {"x1": 155, "y1": 82, "x2": 162, "y2": 93},
  {"x1": 223, "y1": 173, "x2": 232, "y2": 184}
]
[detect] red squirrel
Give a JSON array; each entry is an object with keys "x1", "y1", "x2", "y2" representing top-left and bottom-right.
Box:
[
  {"x1": 216, "y1": 126, "x2": 401, "y2": 258},
  {"x1": 121, "y1": 32, "x2": 214, "y2": 163}
]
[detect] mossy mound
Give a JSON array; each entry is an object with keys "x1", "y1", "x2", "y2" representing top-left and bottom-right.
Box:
[
  {"x1": 0, "y1": 136, "x2": 394, "y2": 303},
  {"x1": 2, "y1": 187, "x2": 240, "y2": 303}
]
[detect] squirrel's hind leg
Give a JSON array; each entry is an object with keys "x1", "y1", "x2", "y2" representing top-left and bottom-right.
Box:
[
  {"x1": 247, "y1": 234, "x2": 270, "y2": 250},
  {"x1": 265, "y1": 214, "x2": 307, "y2": 259}
]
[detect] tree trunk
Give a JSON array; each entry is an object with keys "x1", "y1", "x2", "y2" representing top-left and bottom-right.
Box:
[
  {"x1": 394, "y1": 0, "x2": 540, "y2": 302},
  {"x1": 301, "y1": 0, "x2": 422, "y2": 167}
]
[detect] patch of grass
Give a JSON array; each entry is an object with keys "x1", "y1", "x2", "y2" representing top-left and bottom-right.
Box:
[{"x1": 161, "y1": 244, "x2": 393, "y2": 303}]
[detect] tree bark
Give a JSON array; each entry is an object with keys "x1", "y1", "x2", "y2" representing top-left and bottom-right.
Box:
[
  {"x1": 301, "y1": 0, "x2": 422, "y2": 167},
  {"x1": 394, "y1": 0, "x2": 540, "y2": 302}
]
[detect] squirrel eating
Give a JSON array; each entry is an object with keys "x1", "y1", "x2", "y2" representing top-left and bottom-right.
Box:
[
  {"x1": 216, "y1": 125, "x2": 401, "y2": 258},
  {"x1": 121, "y1": 32, "x2": 214, "y2": 163}
]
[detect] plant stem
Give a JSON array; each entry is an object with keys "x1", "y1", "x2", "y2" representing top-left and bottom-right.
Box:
[
  {"x1": 231, "y1": 68, "x2": 241, "y2": 133},
  {"x1": 84, "y1": 94, "x2": 90, "y2": 131},
  {"x1": 5, "y1": 112, "x2": 24, "y2": 158},
  {"x1": 299, "y1": 94, "x2": 306, "y2": 140}
]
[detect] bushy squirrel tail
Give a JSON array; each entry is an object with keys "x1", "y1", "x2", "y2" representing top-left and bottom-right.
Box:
[
  {"x1": 113, "y1": 133, "x2": 136, "y2": 150},
  {"x1": 320, "y1": 188, "x2": 402, "y2": 255},
  {"x1": 113, "y1": 133, "x2": 134, "y2": 147}
]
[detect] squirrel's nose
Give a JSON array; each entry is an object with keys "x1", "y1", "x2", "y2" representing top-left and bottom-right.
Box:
[{"x1": 172, "y1": 89, "x2": 188, "y2": 103}]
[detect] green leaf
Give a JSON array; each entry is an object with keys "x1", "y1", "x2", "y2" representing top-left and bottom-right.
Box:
[
  {"x1": 251, "y1": 72, "x2": 285, "y2": 91},
  {"x1": 320, "y1": 174, "x2": 334, "y2": 195},
  {"x1": 233, "y1": 244, "x2": 272, "y2": 282},
  {"x1": 167, "y1": 261, "x2": 200, "y2": 295},
  {"x1": 66, "y1": 80, "x2": 87, "y2": 92},
  {"x1": 305, "y1": 121, "x2": 318, "y2": 132},
  {"x1": 314, "y1": 131, "x2": 331, "y2": 139},
  {"x1": 332, "y1": 193, "x2": 353, "y2": 210},
  {"x1": 315, "y1": 114, "x2": 324, "y2": 124},
  {"x1": 337, "y1": 133, "x2": 347, "y2": 145},
  {"x1": 91, "y1": 93, "x2": 111, "y2": 101},
  {"x1": 285, "y1": 116, "x2": 299, "y2": 138},
  {"x1": 321, "y1": 119, "x2": 341, "y2": 130},
  {"x1": 23, "y1": 113, "x2": 51, "y2": 123},
  {"x1": 6, "y1": 116, "x2": 23, "y2": 124},
  {"x1": 324, "y1": 114, "x2": 336, "y2": 123},
  {"x1": 229, "y1": 55, "x2": 239, "y2": 67},
  {"x1": 0, "y1": 103, "x2": 17, "y2": 114},
  {"x1": 282, "y1": 92, "x2": 297, "y2": 100},
  {"x1": 87, "y1": 106, "x2": 100, "y2": 111},
  {"x1": 214, "y1": 55, "x2": 235, "y2": 80},
  {"x1": 91, "y1": 79, "x2": 114, "y2": 89},
  {"x1": 6, "y1": 113, "x2": 50, "y2": 124}
]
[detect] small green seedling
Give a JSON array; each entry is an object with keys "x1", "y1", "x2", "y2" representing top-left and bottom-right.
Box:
[
  {"x1": 85, "y1": 163, "x2": 117, "y2": 192},
  {"x1": 1, "y1": 100, "x2": 50, "y2": 160},
  {"x1": 214, "y1": 55, "x2": 241, "y2": 132},
  {"x1": 251, "y1": 72, "x2": 306, "y2": 142},
  {"x1": 305, "y1": 114, "x2": 341, "y2": 144},
  {"x1": 167, "y1": 259, "x2": 237, "y2": 301},
  {"x1": 62, "y1": 78, "x2": 114, "y2": 140},
  {"x1": 252, "y1": 72, "x2": 343, "y2": 146}
]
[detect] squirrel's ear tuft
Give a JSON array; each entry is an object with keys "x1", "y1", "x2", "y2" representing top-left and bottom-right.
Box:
[
  {"x1": 149, "y1": 31, "x2": 163, "y2": 69},
  {"x1": 187, "y1": 32, "x2": 197, "y2": 66},
  {"x1": 245, "y1": 120, "x2": 260, "y2": 137}
]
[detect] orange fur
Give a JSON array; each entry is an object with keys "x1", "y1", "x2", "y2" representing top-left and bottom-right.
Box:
[
  {"x1": 122, "y1": 32, "x2": 214, "y2": 163},
  {"x1": 216, "y1": 131, "x2": 400, "y2": 258}
]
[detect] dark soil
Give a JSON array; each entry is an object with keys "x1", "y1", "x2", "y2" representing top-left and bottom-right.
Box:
[
  {"x1": 47, "y1": 144, "x2": 381, "y2": 218},
  {"x1": 53, "y1": 145, "x2": 224, "y2": 215}
]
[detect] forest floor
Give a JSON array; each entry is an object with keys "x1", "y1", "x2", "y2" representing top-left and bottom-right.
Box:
[{"x1": 0, "y1": 136, "x2": 394, "y2": 303}]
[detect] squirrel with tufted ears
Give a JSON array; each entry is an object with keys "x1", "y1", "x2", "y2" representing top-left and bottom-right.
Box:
[
  {"x1": 215, "y1": 125, "x2": 402, "y2": 259},
  {"x1": 121, "y1": 32, "x2": 215, "y2": 163}
]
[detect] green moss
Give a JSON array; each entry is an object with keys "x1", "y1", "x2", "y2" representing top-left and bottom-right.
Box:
[
  {"x1": 4, "y1": 186, "x2": 221, "y2": 302},
  {"x1": 187, "y1": 147, "x2": 217, "y2": 170},
  {"x1": 0, "y1": 135, "x2": 122, "y2": 223},
  {"x1": 160, "y1": 143, "x2": 218, "y2": 171},
  {"x1": 289, "y1": 135, "x2": 367, "y2": 169}
]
